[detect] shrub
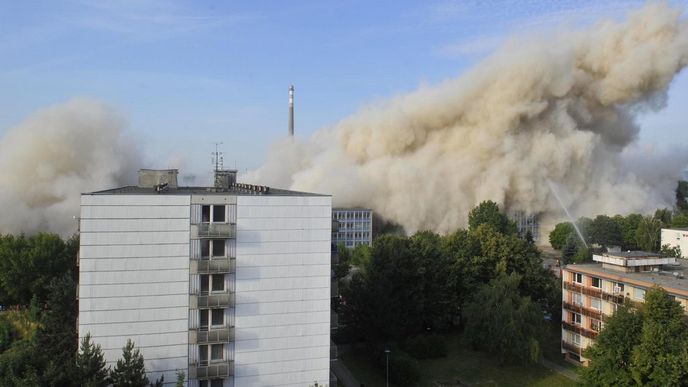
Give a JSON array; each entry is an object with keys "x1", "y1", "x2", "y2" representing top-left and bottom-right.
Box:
[{"x1": 401, "y1": 334, "x2": 448, "y2": 359}]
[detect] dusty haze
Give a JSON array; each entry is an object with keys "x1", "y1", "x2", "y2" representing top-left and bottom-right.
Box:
[
  {"x1": 249, "y1": 2, "x2": 688, "y2": 236},
  {"x1": 0, "y1": 98, "x2": 139, "y2": 236}
]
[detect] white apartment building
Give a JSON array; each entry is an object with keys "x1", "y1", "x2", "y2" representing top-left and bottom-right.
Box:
[
  {"x1": 661, "y1": 227, "x2": 688, "y2": 258},
  {"x1": 78, "y1": 169, "x2": 333, "y2": 387}
]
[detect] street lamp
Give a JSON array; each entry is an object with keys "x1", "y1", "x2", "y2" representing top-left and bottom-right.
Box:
[{"x1": 384, "y1": 348, "x2": 391, "y2": 387}]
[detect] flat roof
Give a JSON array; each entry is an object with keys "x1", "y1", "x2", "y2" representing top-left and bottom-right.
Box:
[
  {"x1": 85, "y1": 185, "x2": 329, "y2": 197},
  {"x1": 663, "y1": 227, "x2": 688, "y2": 231},
  {"x1": 604, "y1": 251, "x2": 660, "y2": 259},
  {"x1": 565, "y1": 261, "x2": 688, "y2": 296}
]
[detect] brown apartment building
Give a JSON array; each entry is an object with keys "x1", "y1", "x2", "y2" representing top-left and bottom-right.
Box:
[{"x1": 561, "y1": 251, "x2": 688, "y2": 365}]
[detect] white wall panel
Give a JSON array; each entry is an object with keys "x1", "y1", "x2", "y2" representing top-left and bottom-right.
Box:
[
  {"x1": 236, "y1": 264, "x2": 330, "y2": 280},
  {"x1": 235, "y1": 299, "x2": 330, "y2": 316},
  {"x1": 79, "y1": 194, "x2": 191, "y2": 381},
  {"x1": 236, "y1": 288, "x2": 330, "y2": 304},
  {"x1": 233, "y1": 312, "x2": 330, "y2": 330}
]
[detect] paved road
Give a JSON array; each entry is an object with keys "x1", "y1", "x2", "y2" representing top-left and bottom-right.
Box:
[{"x1": 540, "y1": 357, "x2": 579, "y2": 381}]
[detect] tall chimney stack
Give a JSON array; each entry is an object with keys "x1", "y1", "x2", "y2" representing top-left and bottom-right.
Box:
[{"x1": 288, "y1": 85, "x2": 294, "y2": 136}]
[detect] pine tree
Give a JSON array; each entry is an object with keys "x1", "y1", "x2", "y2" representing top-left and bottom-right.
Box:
[
  {"x1": 77, "y1": 333, "x2": 110, "y2": 387},
  {"x1": 110, "y1": 339, "x2": 150, "y2": 387},
  {"x1": 175, "y1": 370, "x2": 185, "y2": 387}
]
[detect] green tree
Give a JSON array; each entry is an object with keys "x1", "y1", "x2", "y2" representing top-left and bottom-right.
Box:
[
  {"x1": 620, "y1": 214, "x2": 643, "y2": 250},
  {"x1": 549, "y1": 222, "x2": 575, "y2": 250},
  {"x1": 463, "y1": 273, "x2": 543, "y2": 365},
  {"x1": 671, "y1": 214, "x2": 688, "y2": 228},
  {"x1": 576, "y1": 217, "x2": 593, "y2": 243},
  {"x1": 580, "y1": 303, "x2": 643, "y2": 386},
  {"x1": 635, "y1": 216, "x2": 662, "y2": 252},
  {"x1": 110, "y1": 340, "x2": 150, "y2": 387},
  {"x1": 76, "y1": 334, "x2": 109, "y2": 387},
  {"x1": 589, "y1": 215, "x2": 623, "y2": 248},
  {"x1": 660, "y1": 244, "x2": 682, "y2": 258},
  {"x1": 653, "y1": 208, "x2": 673, "y2": 226},
  {"x1": 572, "y1": 247, "x2": 592, "y2": 263},
  {"x1": 561, "y1": 234, "x2": 579, "y2": 265},
  {"x1": 409, "y1": 231, "x2": 453, "y2": 329},
  {"x1": 175, "y1": 371, "x2": 185, "y2": 387},
  {"x1": 467, "y1": 200, "x2": 516, "y2": 234},
  {"x1": 631, "y1": 287, "x2": 688, "y2": 385}
]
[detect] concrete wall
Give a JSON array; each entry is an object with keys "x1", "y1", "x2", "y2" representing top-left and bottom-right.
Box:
[
  {"x1": 234, "y1": 195, "x2": 332, "y2": 387},
  {"x1": 662, "y1": 228, "x2": 688, "y2": 258},
  {"x1": 79, "y1": 194, "x2": 191, "y2": 386}
]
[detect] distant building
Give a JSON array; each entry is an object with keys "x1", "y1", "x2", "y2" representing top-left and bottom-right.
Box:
[
  {"x1": 661, "y1": 228, "x2": 688, "y2": 258},
  {"x1": 332, "y1": 208, "x2": 373, "y2": 248},
  {"x1": 78, "y1": 169, "x2": 334, "y2": 387},
  {"x1": 510, "y1": 211, "x2": 539, "y2": 241},
  {"x1": 561, "y1": 251, "x2": 688, "y2": 366}
]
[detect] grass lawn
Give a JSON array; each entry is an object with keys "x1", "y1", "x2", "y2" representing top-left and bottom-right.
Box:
[
  {"x1": 542, "y1": 322, "x2": 581, "y2": 372},
  {"x1": 340, "y1": 332, "x2": 577, "y2": 387}
]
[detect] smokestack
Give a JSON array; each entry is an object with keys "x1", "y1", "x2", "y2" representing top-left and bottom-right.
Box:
[{"x1": 288, "y1": 85, "x2": 294, "y2": 136}]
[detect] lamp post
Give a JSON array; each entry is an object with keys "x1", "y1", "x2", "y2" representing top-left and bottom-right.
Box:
[{"x1": 384, "y1": 348, "x2": 391, "y2": 387}]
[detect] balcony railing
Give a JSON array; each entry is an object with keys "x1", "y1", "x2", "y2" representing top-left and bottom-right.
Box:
[
  {"x1": 190, "y1": 291, "x2": 234, "y2": 309},
  {"x1": 563, "y1": 281, "x2": 584, "y2": 293},
  {"x1": 601, "y1": 291, "x2": 625, "y2": 304},
  {"x1": 190, "y1": 257, "x2": 236, "y2": 274},
  {"x1": 562, "y1": 340, "x2": 582, "y2": 354},
  {"x1": 189, "y1": 326, "x2": 235, "y2": 344},
  {"x1": 191, "y1": 223, "x2": 236, "y2": 239},
  {"x1": 562, "y1": 301, "x2": 603, "y2": 321},
  {"x1": 189, "y1": 360, "x2": 234, "y2": 379},
  {"x1": 562, "y1": 321, "x2": 599, "y2": 340}
]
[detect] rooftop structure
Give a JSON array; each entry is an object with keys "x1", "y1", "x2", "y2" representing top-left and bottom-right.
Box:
[
  {"x1": 561, "y1": 251, "x2": 688, "y2": 366},
  {"x1": 78, "y1": 169, "x2": 335, "y2": 387},
  {"x1": 661, "y1": 227, "x2": 688, "y2": 259}
]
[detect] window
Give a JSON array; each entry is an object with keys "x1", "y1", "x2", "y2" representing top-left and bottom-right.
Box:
[
  {"x1": 211, "y1": 240, "x2": 225, "y2": 257},
  {"x1": 591, "y1": 319, "x2": 602, "y2": 332},
  {"x1": 613, "y1": 282, "x2": 624, "y2": 294},
  {"x1": 572, "y1": 333, "x2": 581, "y2": 346},
  {"x1": 573, "y1": 273, "x2": 583, "y2": 284},
  {"x1": 202, "y1": 206, "x2": 211, "y2": 222},
  {"x1": 211, "y1": 274, "x2": 225, "y2": 292},
  {"x1": 201, "y1": 275, "x2": 210, "y2": 294},
  {"x1": 213, "y1": 205, "x2": 226, "y2": 223},
  {"x1": 571, "y1": 312, "x2": 582, "y2": 325},
  {"x1": 572, "y1": 293, "x2": 583, "y2": 306},
  {"x1": 200, "y1": 310, "x2": 209, "y2": 328},
  {"x1": 590, "y1": 298, "x2": 601, "y2": 310},
  {"x1": 199, "y1": 345, "x2": 208, "y2": 363},
  {"x1": 211, "y1": 309, "x2": 224, "y2": 326},
  {"x1": 211, "y1": 344, "x2": 223, "y2": 361},
  {"x1": 210, "y1": 380, "x2": 223, "y2": 387},
  {"x1": 591, "y1": 277, "x2": 601, "y2": 288},
  {"x1": 634, "y1": 288, "x2": 646, "y2": 301}
]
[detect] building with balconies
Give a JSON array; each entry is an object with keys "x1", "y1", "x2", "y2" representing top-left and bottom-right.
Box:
[
  {"x1": 78, "y1": 169, "x2": 333, "y2": 387},
  {"x1": 561, "y1": 251, "x2": 688, "y2": 365}
]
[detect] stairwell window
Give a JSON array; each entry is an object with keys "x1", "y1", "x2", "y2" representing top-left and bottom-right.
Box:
[
  {"x1": 211, "y1": 344, "x2": 224, "y2": 361},
  {"x1": 211, "y1": 309, "x2": 224, "y2": 326},
  {"x1": 201, "y1": 205, "x2": 226, "y2": 223},
  {"x1": 211, "y1": 274, "x2": 225, "y2": 292}
]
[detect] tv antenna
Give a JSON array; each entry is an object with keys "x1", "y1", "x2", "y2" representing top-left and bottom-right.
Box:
[{"x1": 212, "y1": 142, "x2": 224, "y2": 172}]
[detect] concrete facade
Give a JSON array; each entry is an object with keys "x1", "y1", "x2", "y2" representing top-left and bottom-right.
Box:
[
  {"x1": 79, "y1": 185, "x2": 332, "y2": 387},
  {"x1": 331, "y1": 208, "x2": 372, "y2": 248},
  {"x1": 661, "y1": 228, "x2": 688, "y2": 258}
]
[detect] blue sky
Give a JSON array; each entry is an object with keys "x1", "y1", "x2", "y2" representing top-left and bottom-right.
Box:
[{"x1": 1, "y1": 0, "x2": 687, "y2": 176}]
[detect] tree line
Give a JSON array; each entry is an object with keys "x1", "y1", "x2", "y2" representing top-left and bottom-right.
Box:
[{"x1": 334, "y1": 201, "x2": 560, "y2": 385}]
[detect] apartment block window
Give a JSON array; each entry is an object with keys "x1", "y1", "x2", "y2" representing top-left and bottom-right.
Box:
[
  {"x1": 573, "y1": 272, "x2": 583, "y2": 284},
  {"x1": 634, "y1": 288, "x2": 646, "y2": 301},
  {"x1": 211, "y1": 309, "x2": 224, "y2": 326},
  {"x1": 591, "y1": 319, "x2": 602, "y2": 332},
  {"x1": 590, "y1": 298, "x2": 601, "y2": 310},
  {"x1": 572, "y1": 333, "x2": 581, "y2": 346},
  {"x1": 201, "y1": 275, "x2": 210, "y2": 294},
  {"x1": 201, "y1": 239, "x2": 226, "y2": 258},
  {"x1": 200, "y1": 381, "x2": 223, "y2": 387},
  {"x1": 571, "y1": 312, "x2": 582, "y2": 325},
  {"x1": 591, "y1": 277, "x2": 601, "y2": 288},
  {"x1": 211, "y1": 344, "x2": 224, "y2": 361},
  {"x1": 572, "y1": 292, "x2": 583, "y2": 306},
  {"x1": 199, "y1": 344, "x2": 209, "y2": 364},
  {"x1": 613, "y1": 282, "x2": 624, "y2": 294},
  {"x1": 211, "y1": 274, "x2": 225, "y2": 292},
  {"x1": 200, "y1": 310, "x2": 209, "y2": 328},
  {"x1": 202, "y1": 205, "x2": 226, "y2": 223}
]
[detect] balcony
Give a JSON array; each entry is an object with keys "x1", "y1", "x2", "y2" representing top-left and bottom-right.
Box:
[
  {"x1": 190, "y1": 291, "x2": 234, "y2": 309},
  {"x1": 562, "y1": 340, "x2": 582, "y2": 354},
  {"x1": 563, "y1": 281, "x2": 584, "y2": 293},
  {"x1": 601, "y1": 290, "x2": 625, "y2": 304},
  {"x1": 189, "y1": 360, "x2": 234, "y2": 379},
  {"x1": 190, "y1": 257, "x2": 236, "y2": 274},
  {"x1": 191, "y1": 223, "x2": 236, "y2": 239},
  {"x1": 562, "y1": 321, "x2": 599, "y2": 340},
  {"x1": 189, "y1": 326, "x2": 235, "y2": 344},
  {"x1": 562, "y1": 301, "x2": 603, "y2": 321}
]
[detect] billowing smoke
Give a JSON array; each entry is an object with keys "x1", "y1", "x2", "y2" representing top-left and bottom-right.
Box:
[
  {"x1": 249, "y1": 2, "x2": 688, "y2": 235},
  {"x1": 0, "y1": 98, "x2": 140, "y2": 235}
]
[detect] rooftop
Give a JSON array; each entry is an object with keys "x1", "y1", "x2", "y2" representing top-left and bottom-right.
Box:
[
  {"x1": 86, "y1": 185, "x2": 329, "y2": 197},
  {"x1": 566, "y1": 260, "x2": 688, "y2": 295}
]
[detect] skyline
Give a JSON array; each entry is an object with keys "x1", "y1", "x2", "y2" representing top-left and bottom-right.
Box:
[{"x1": 2, "y1": 0, "x2": 688, "y2": 181}]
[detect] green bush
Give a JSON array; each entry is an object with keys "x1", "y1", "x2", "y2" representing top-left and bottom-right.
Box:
[
  {"x1": 388, "y1": 350, "x2": 420, "y2": 386},
  {"x1": 401, "y1": 334, "x2": 449, "y2": 359}
]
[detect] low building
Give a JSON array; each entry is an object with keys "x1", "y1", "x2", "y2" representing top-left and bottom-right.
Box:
[
  {"x1": 332, "y1": 208, "x2": 373, "y2": 248},
  {"x1": 661, "y1": 228, "x2": 688, "y2": 258},
  {"x1": 561, "y1": 251, "x2": 688, "y2": 365}
]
